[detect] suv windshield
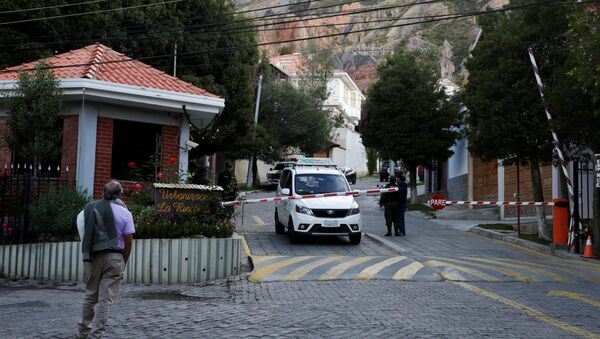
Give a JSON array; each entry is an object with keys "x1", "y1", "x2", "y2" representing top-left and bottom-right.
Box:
[{"x1": 294, "y1": 174, "x2": 349, "y2": 194}]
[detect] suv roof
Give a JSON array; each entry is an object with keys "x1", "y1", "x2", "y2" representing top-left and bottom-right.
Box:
[{"x1": 291, "y1": 166, "x2": 343, "y2": 175}]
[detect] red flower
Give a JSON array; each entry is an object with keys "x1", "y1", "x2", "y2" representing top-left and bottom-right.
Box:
[
  {"x1": 7, "y1": 227, "x2": 12, "y2": 233},
  {"x1": 127, "y1": 162, "x2": 137, "y2": 168},
  {"x1": 2, "y1": 223, "x2": 7, "y2": 228},
  {"x1": 134, "y1": 183, "x2": 142, "y2": 190},
  {"x1": 168, "y1": 156, "x2": 177, "y2": 165}
]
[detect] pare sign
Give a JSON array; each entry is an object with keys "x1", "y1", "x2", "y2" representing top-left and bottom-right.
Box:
[{"x1": 429, "y1": 194, "x2": 447, "y2": 211}]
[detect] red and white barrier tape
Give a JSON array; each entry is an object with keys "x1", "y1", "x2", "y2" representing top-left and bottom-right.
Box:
[
  {"x1": 440, "y1": 200, "x2": 554, "y2": 206},
  {"x1": 222, "y1": 187, "x2": 399, "y2": 206}
]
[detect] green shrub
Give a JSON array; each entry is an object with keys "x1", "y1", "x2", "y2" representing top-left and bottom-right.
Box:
[
  {"x1": 131, "y1": 204, "x2": 234, "y2": 239},
  {"x1": 30, "y1": 189, "x2": 89, "y2": 242}
]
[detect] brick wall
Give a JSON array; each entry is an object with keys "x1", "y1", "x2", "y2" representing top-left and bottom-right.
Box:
[
  {"x1": 61, "y1": 115, "x2": 78, "y2": 179},
  {"x1": 0, "y1": 117, "x2": 12, "y2": 167},
  {"x1": 93, "y1": 117, "x2": 114, "y2": 198},
  {"x1": 503, "y1": 162, "x2": 553, "y2": 217},
  {"x1": 161, "y1": 125, "x2": 179, "y2": 174},
  {"x1": 472, "y1": 157, "x2": 498, "y2": 201}
]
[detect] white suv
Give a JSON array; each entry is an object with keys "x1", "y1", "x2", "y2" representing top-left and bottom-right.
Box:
[{"x1": 274, "y1": 159, "x2": 362, "y2": 244}]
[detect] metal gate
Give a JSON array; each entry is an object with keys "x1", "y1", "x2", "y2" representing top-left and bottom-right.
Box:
[{"x1": 0, "y1": 165, "x2": 75, "y2": 245}]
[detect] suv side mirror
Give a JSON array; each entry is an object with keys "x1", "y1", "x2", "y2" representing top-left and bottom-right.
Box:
[{"x1": 281, "y1": 188, "x2": 290, "y2": 196}]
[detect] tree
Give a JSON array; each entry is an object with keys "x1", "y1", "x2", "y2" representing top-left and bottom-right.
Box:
[
  {"x1": 546, "y1": 5, "x2": 600, "y2": 254},
  {"x1": 0, "y1": 0, "x2": 260, "y2": 160},
  {"x1": 366, "y1": 148, "x2": 378, "y2": 175},
  {"x1": 4, "y1": 62, "x2": 63, "y2": 166},
  {"x1": 256, "y1": 58, "x2": 334, "y2": 163},
  {"x1": 462, "y1": 5, "x2": 572, "y2": 241},
  {"x1": 361, "y1": 48, "x2": 460, "y2": 203}
]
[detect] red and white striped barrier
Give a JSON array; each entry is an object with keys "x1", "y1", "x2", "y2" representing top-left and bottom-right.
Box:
[
  {"x1": 222, "y1": 187, "x2": 399, "y2": 206},
  {"x1": 442, "y1": 201, "x2": 554, "y2": 206}
]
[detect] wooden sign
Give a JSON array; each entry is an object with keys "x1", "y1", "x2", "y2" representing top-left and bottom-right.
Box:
[{"x1": 153, "y1": 183, "x2": 223, "y2": 215}]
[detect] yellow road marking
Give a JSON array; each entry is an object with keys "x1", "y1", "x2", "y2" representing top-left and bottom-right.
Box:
[
  {"x1": 393, "y1": 261, "x2": 424, "y2": 280},
  {"x1": 548, "y1": 290, "x2": 600, "y2": 308},
  {"x1": 252, "y1": 216, "x2": 265, "y2": 225},
  {"x1": 319, "y1": 256, "x2": 376, "y2": 280},
  {"x1": 437, "y1": 257, "x2": 538, "y2": 283},
  {"x1": 456, "y1": 282, "x2": 600, "y2": 339},
  {"x1": 355, "y1": 257, "x2": 407, "y2": 280},
  {"x1": 249, "y1": 256, "x2": 314, "y2": 282},
  {"x1": 240, "y1": 235, "x2": 252, "y2": 257},
  {"x1": 462, "y1": 257, "x2": 574, "y2": 283},
  {"x1": 283, "y1": 256, "x2": 342, "y2": 281},
  {"x1": 499, "y1": 241, "x2": 600, "y2": 270},
  {"x1": 497, "y1": 258, "x2": 600, "y2": 283},
  {"x1": 424, "y1": 260, "x2": 501, "y2": 282},
  {"x1": 252, "y1": 256, "x2": 284, "y2": 265},
  {"x1": 530, "y1": 258, "x2": 600, "y2": 272}
]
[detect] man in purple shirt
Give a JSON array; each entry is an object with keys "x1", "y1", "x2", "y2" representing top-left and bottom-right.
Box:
[{"x1": 78, "y1": 180, "x2": 135, "y2": 338}]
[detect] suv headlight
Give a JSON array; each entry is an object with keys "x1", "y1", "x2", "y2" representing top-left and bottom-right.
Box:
[
  {"x1": 295, "y1": 205, "x2": 313, "y2": 215},
  {"x1": 348, "y1": 204, "x2": 360, "y2": 216}
]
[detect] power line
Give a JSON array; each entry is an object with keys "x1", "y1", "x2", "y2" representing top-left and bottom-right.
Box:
[
  {"x1": 235, "y1": 0, "x2": 323, "y2": 15},
  {"x1": 0, "y1": 0, "x2": 351, "y2": 43},
  {"x1": 0, "y1": 0, "x2": 110, "y2": 14},
  {"x1": 0, "y1": 0, "x2": 183, "y2": 26},
  {"x1": 0, "y1": 0, "x2": 443, "y2": 46},
  {"x1": 0, "y1": 0, "x2": 592, "y2": 74},
  {"x1": 0, "y1": 12, "x2": 462, "y2": 50}
]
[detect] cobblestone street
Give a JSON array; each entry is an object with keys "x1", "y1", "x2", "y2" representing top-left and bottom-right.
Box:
[{"x1": 2, "y1": 177, "x2": 600, "y2": 338}]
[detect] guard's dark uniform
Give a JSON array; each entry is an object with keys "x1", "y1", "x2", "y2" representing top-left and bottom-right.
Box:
[
  {"x1": 217, "y1": 169, "x2": 238, "y2": 202},
  {"x1": 380, "y1": 177, "x2": 402, "y2": 236}
]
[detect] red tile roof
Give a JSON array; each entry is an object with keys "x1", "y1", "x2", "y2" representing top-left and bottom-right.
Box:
[{"x1": 0, "y1": 43, "x2": 217, "y2": 97}]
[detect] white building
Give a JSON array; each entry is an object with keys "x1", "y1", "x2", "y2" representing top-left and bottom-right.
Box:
[{"x1": 272, "y1": 54, "x2": 367, "y2": 173}]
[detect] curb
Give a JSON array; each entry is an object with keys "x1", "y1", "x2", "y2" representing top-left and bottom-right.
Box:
[
  {"x1": 469, "y1": 227, "x2": 587, "y2": 261},
  {"x1": 364, "y1": 233, "x2": 408, "y2": 255},
  {"x1": 234, "y1": 233, "x2": 254, "y2": 272}
]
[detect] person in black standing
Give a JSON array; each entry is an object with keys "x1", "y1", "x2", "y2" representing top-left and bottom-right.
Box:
[
  {"x1": 397, "y1": 175, "x2": 409, "y2": 236},
  {"x1": 192, "y1": 167, "x2": 211, "y2": 186},
  {"x1": 217, "y1": 162, "x2": 238, "y2": 202},
  {"x1": 379, "y1": 175, "x2": 402, "y2": 236}
]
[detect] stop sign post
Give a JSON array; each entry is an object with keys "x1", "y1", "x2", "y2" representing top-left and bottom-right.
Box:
[{"x1": 430, "y1": 194, "x2": 446, "y2": 211}]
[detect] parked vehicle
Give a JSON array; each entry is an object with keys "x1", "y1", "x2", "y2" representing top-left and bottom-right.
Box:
[
  {"x1": 379, "y1": 161, "x2": 401, "y2": 182},
  {"x1": 339, "y1": 167, "x2": 356, "y2": 185},
  {"x1": 274, "y1": 158, "x2": 362, "y2": 244},
  {"x1": 266, "y1": 161, "x2": 296, "y2": 186}
]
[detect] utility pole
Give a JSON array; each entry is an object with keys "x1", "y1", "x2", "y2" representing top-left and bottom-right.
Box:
[
  {"x1": 173, "y1": 43, "x2": 177, "y2": 77},
  {"x1": 246, "y1": 75, "x2": 263, "y2": 188}
]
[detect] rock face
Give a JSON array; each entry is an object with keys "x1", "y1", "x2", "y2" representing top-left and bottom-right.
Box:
[{"x1": 235, "y1": 0, "x2": 508, "y2": 90}]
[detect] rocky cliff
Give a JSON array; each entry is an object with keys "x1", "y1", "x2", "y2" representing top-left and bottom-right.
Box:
[{"x1": 236, "y1": 0, "x2": 508, "y2": 90}]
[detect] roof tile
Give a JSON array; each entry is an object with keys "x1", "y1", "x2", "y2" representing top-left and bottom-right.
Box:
[{"x1": 0, "y1": 43, "x2": 217, "y2": 97}]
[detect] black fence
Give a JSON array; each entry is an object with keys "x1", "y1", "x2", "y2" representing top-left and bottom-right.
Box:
[{"x1": 0, "y1": 164, "x2": 75, "y2": 245}]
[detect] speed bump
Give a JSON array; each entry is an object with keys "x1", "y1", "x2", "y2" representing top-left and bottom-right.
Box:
[{"x1": 248, "y1": 255, "x2": 441, "y2": 282}]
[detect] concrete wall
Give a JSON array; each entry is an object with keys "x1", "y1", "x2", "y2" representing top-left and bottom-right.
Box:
[
  {"x1": 447, "y1": 173, "x2": 468, "y2": 200},
  {"x1": 0, "y1": 237, "x2": 241, "y2": 284}
]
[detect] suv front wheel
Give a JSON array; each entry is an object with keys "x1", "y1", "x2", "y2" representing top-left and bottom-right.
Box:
[
  {"x1": 288, "y1": 219, "x2": 300, "y2": 244},
  {"x1": 349, "y1": 232, "x2": 361, "y2": 245}
]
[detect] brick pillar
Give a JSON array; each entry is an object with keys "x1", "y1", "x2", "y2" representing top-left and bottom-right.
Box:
[
  {"x1": 161, "y1": 125, "x2": 179, "y2": 175},
  {"x1": 61, "y1": 115, "x2": 78, "y2": 179},
  {"x1": 93, "y1": 117, "x2": 114, "y2": 198},
  {"x1": 0, "y1": 117, "x2": 12, "y2": 169}
]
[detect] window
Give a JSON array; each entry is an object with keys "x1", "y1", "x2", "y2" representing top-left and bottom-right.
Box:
[
  {"x1": 294, "y1": 174, "x2": 349, "y2": 195},
  {"x1": 111, "y1": 120, "x2": 162, "y2": 180}
]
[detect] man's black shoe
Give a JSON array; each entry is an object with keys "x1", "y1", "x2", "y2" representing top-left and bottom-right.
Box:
[{"x1": 384, "y1": 232, "x2": 392, "y2": 236}]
